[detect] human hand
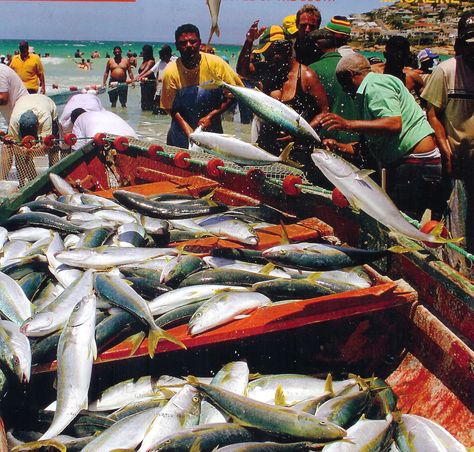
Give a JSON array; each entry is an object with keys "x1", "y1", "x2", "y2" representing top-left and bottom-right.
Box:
[
  {"x1": 319, "y1": 113, "x2": 351, "y2": 132},
  {"x1": 246, "y1": 20, "x2": 261, "y2": 43},
  {"x1": 197, "y1": 115, "x2": 213, "y2": 130}
]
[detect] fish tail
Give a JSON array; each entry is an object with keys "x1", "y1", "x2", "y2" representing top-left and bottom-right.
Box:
[
  {"x1": 11, "y1": 440, "x2": 66, "y2": 452},
  {"x1": 278, "y1": 142, "x2": 303, "y2": 168},
  {"x1": 207, "y1": 24, "x2": 220, "y2": 46},
  {"x1": 201, "y1": 188, "x2": 218, "y2": 207},
  {"x1": 148, "y1": 327, "x2": 186, "y2": 358},
  {"x1": 127, "y1": 331, "x2": 146, "y2": 356}
]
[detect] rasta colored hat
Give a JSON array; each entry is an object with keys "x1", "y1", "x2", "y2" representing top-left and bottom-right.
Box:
[
  {"x1": 18, "y1": 110, "x2": 39, "y2": 139},
  {"x1": 282, "y1": 15, "x2": 298, "y2": 35},
  {"x1": 253, "y1": 25, "x2": 290, "y2": 54},
  {"x1": 417, "y1": 48, "x2": 439, "y2": 63},
  {"x1": 325, "y1": 17, "x2": 351, "y2": 36}
]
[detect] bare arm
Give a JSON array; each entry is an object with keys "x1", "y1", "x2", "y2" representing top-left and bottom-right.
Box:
[
  {"x1": 136, "y1": 61, "x2": 156, "y2": 81},
  {"x1": 103, "y1": 60, "x2": 110, "y2": 86},
  {"x1": 303, "y1": 67, "x2": 329, "y2": 129},
  {"x1": 426, "y1": 103, "x2": 452, "y2": 175},
  {"x1": 39, "y1": 72, "x2": 46, "y2": 95},
  {"x1": 127, "y1": 60, "x2": 134, "y2": 81},
  {"x1": 167, "y1": 110, "x2": 194, "y2": 138},
  {"x1": 0, "y1": 92, "x2": 8, "y2": 106},
  {"x1": 319, "y1": 113, "x2": 402, "y2": 135},
  {"x1": 198, "y1": 97, "x2": 234, "y2": 130},
  {"x1": 236, "y1": 20, "x2": 260, "y2": 79}
]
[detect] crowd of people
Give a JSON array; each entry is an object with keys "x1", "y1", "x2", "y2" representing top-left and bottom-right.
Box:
[{"x1": 0, "y1": 6, "x2": 473, "y2": 272}]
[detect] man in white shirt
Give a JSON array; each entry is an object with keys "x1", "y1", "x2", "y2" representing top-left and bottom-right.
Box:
[
  {"x1": 70, "y1": 108, "x2": 137, "y2": 151},
  {"x1": 0, "y1": 64, "x2": 28, "y2": 124}
]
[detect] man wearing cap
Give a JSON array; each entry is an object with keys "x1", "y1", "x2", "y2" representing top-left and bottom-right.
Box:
[
  {"x1": 325, "y1": 16, "x2": 355, "y2": 57},
  {"x1": 417, "y1": 48, "x2": 439, "y2": 82},
  {"x1": 307, "y1": 29, "x2": 359, "y2": 145},
  {"x1": 237, "y1": 22, "x2": 328, "y2": 178},
  {"x1": 294, "y1": 5, "x2": 322, "y2": 63},
  {"x1": 5, "y1": 94, "x2": 58, "y2": 185},
  {"x1": 9, "y1": 41, "x2": 46, "y2": 94},
  {"x1": 422, "y1": 11, "x2": 474, "y2": 271},
  {"x1": 282, "y1": 15, "x2": 298, "y2": 40},
  {"x1": 161, "y1": 24, "x2": 243, "y2": 148},
  {"x1": 319, "y1": 53, "x2": 444, "y2": 219}
]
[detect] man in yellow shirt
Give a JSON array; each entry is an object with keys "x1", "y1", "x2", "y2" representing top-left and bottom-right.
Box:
[
  {"x1": 9, "y1": 41, "x2": 46, "y2": 94},
  {"x1": 161, "y1": 23, "x2": 243, "y2": 148}
]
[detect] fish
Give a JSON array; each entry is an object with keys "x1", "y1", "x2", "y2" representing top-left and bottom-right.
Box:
[
  {"x1": 216, "y1": 442, "x2": 320, "y2": 451},
  {"x1": 39, "y1": 294, "x2": 97, "y2": 440},
  {"x1": 186, "y1": 377, "x2": 346, "y2": 441},
  {"x1": 49, "y1": 173, "x2": 76, "y2": 196},
  {"x1": 76, "y1": 227, "x2": 113, "y2": 249},
  {"x1": 200, "y1": 361, "x2": 249, "y2": 425},
  {"x1": 55, "y1": 246, "x2": 177, "y2": 270},
  {"x1": 114, "y1": 222, "x2": 146, "y2": 247},
  {"x1": 203, "y1": 256, "x2": 290, "y2": 278},
  {"x1": 0, "y1": 320, "x2": 31, "y2": 383},
  {"x1": 0, "y1": 271, "x2": 33, "y2": 325},
  {"x1": 3, "y1": 212, "x2": 85, "y2": 234},
  {"x1": 211, "y1": 247, "x2": 268, "y2": 265},
  {"x1": 8, "y1": 227, "x2": 52, "y2": 242},
  {"x1": 21, "y1": 269, "x2": 93, "y2": 337},
  {"x1": 188, "y1": 291, "x2": 272, "y2": 335},
  {"x1": 18, "y1": 271, "x2": 48, "y2": 300},
  {"x1": 252, "y1": 278, "x2": 336, "y2": 301},
  {"x1": 22, "y1": 199, "x2": 99, "y2": 216},
  {"x1": 198, "y1": 215, "x2": 259, "y2": 245},
  {"x1": 190, "y1": 128, "x2": 297, "y2": 166},
  {"x1": 262, "y1": 242, "x2": 387, "y2": 271},
  {"x1": 206, "y1": 0, "x2": 221, "y2": 45},
  {"x1": 159, "y1": 254, "x2": 207, "y2": 287},
  {"x1": 207, "y1": 80, "x2": 321, "y2": 143},
  {"x1": 108, "y1": 398, "x2": 168, "y2": 421},
  {"x1": 310, "y1": 149, "x2": 457, "y2": 244},
  {"x1": 138, "y1": 385, "x2": 202, "y2": 452},
  {"x1": 179, "y1": 268, "x2": 277, "y2": 287},
  {"x1": 0, "y1": 226, "x2": 9, "y2": 251},
  {"x1": 126, "y1": 276, "x2": 171, "y2": 300},
  {"x1": 94, "y1": 273, "x2": 186, "y2": 357}
]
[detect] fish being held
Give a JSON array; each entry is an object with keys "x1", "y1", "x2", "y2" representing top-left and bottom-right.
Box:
[{"x1": 311, "y1": 149, "x2": 459, "y2": 244}]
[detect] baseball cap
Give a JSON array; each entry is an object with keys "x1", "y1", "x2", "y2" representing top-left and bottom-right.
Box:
[
  {"x1": 253, "y1": 25, "x2": 290, "y2": 54},
  {"x1": 282, "y1": 15, "x2": 298, "y2": 36},
  {"x1": 458, "y1": 11, "x2": 474, "y2": 43},
  {"x1": 417, "y1": 48, "x2": 439, "y2": 63},
  {"x1": 325, "y1": 16, "x2": 351, "y2": 36},
  {"x1": 18, "y1": 110, "x2": 39, "y2": 139}
]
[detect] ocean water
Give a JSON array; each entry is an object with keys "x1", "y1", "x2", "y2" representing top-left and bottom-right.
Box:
[{"x1": 0, "y1": 40, "x2": 247, "y2": 141}]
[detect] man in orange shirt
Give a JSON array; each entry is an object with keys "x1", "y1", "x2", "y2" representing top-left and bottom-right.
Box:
[{"x1": 9, "y1": 41, "x2": 46, "y2": 94}]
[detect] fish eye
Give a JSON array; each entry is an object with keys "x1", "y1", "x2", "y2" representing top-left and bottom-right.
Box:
[
  {"x1": 192, "y1": 396, "x2": 199, "y2": 402},
  {"x1": 320, "y1": 421, "x2": 326, "y2": 425},
  {"x1": 196, "y1": 312, "x2": 202, "y2": 318}
]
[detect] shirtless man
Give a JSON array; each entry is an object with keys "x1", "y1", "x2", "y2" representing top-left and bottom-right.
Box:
[{"x1": 103, "y1": 46, "x2": 134, "y2": 108}]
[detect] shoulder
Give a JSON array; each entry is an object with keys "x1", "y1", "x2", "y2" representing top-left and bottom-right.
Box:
[
  {"x1": 162, "y1": 59, "x2": 178, "y2": 76},
  {"x1": 201, "y1": 53, "x2": 228, "y2": 68}
]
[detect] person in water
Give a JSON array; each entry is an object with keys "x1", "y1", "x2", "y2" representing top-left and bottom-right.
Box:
[
  {"x1": 160, "y1": 23, "x2": 243, "y2": 148},
  {"x1": 10, "y1": 40, "x2": 46, "y2": 94},
  {"x1": 135, "y1": 44, "x2": 156, "y2": 111},
  {"x1": 237, "y1": 22, "x2": 328, "y2": 178},
  {"x1": 103, "y1": 46, "x2": 134, "y2": 108}
]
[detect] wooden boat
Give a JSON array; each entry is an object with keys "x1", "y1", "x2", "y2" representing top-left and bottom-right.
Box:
[{"x1": 0, "y1": 135, "x2": 472, "y2": 446}]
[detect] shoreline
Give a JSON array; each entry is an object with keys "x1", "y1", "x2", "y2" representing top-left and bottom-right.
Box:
[{"x1": 352, "y1": 42, "x2": 454, "y2": 57}]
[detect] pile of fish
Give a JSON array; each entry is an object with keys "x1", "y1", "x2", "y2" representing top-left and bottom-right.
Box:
[
  {"x1": 5, "y1": 361, "x2": 468, "y2": 451},
  {"x1": 0, "y1": 174, "x2": 451, "y2": 450}
]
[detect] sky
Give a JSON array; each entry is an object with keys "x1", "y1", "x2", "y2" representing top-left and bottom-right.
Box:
[{"x1": 1, "y1": 0, "x2": 391, "y2": 44}]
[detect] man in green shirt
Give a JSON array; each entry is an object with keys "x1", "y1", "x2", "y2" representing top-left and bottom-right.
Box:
[
  {"x1": 307, "y1": 29, "x2": 358, "y2": 144},
  {"x1": 318, "y1": 53, "x2": 444, "y2": 219}
]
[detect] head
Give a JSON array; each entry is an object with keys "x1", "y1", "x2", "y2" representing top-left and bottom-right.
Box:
[
  {"x1": 127, "y1": 50, "x2": 133, "y2": 57},
  {"x1": 325, "y1": 16, "x2": 351, "y2": 47},
  {"x1": 304, "y1": 29, "x2": 337, "y2": 64},
  {"x1": 417, "y1": 48, "x2": 439, "y2": 74},
  {"x1": 159, "y1": 44, "x2": 172, "y2": 62},
  {"x1": 18, "y1": 110, "x2": 39, "y2": 139},
  {"x1": 71, "y1": 108, "x2": 86, "y2": 124},
  {"x1": 384, "y1": 36, "x2": 411, "y2": 69},
  {"x1": 296, "y1": 5, "x2": 321, "y2": 41},
  {"x1": 457, "y1": 10, "x2": 474, "y2": 68},
  {"x1": 253, "y1": 25, "x2": 292, "y2": 66},
  {"x1": 113, "y1": 46, "x2": 122, "y2": 57},
  {"x1": 175, "y1": 24, "x2": 201, "y2": 63},
  {"x1": 282, "y1": 14, "x2": 298, "y2": 39},
  {"x1": 336, "y1": 53, "x2": 371, "y2": 94},
  {"x1": 19, "y1": 40, "x2": 29, "y2": 56},
  {"x1": 141, "y1": 45, "x2": 153, "y2": 61}
]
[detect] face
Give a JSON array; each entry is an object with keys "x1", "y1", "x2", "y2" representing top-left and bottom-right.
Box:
[
  {"x1": 113, "y1": 47, "x2": 122, "y2": 57},
  {"x1": 264, "y1": 40, "x2": 292, "y2": 65},
  {"x1": 461, "y1": 39, "x2": 474, "y2": 68},
  {"x1": 337, "y1": 71, "x2": 357, "y2": 95},
  {"x1": 385, "y1": 48, "x2": 410, "y2": 67},
  {"x1": 297, "y1": 13, "x2": 321, "y2": 40},
  {"x1": 176, "y1": 32, "x2": 201, "y2": 60}
]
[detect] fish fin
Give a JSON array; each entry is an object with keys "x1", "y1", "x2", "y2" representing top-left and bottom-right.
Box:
[
  {"x1": 148, "y1": 327, "x2": 186, "y2": 358},
  {"x1": 233, "y1": 314, "x2": 251, "y2": 320},
  {"x1": 248, "y1": 372, "x2": 263, "y2": 380},
  {"x1": 185, "y1": 375, "x2": 200, "y2": 386},
  {"x1": 127, "y1": 331, "x2": 146, "y2": 356},
  {"x1": 11, "y1": 440, "x2": 67, "y2": 452},
  {"x1": 279, "y1": 220, "x2": 291, "y2": 245},
  {"x1": 122, "y1": 279, "x2": 134, "y2": 286},
  {"x1": 388, "y1": 245, "x2": 421, "y2": 253},
  {"x1": 420, "y1": 208, "x2": 432, "y2": 227},
  {"x1": 306, "y1": 272, "x2": 323, "y2": 283},
  {"x1": 355, "y1": 169, "x2": 375, "y2": 180},
  {"x1": 201, "y1": 189, "x2": 218, "y2": 207},
  {"x1": 190, "y1": 437, "x2": 202, "y2": 452},
  {"x1": 279, "y1": 142, "x2": 294, "y2": 163},
  {"x1": 324, "y1": 373, "x2": 334, "y2": 395},
  {"x1": 259, "y1": 262, "x2": 275, "y2": 275},
  {"x1": 274, "y1": 384, "x2": 286, "y2": 406},
  {"x1": 91, "y1": 339, "x2": 98, "y2": 361}
]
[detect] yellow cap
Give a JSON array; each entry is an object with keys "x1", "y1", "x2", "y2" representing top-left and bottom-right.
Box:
[
  {"x1": 253, "y1": 25, "x2": 290, "y2": 54},
  {"x1": 282, "y1": 15, "x2": 298, "y2": 35}
]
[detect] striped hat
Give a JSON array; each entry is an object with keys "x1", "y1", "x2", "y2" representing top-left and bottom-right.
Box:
[
  {"x1": 253, "y1": 25, "x2": 290, "y2": 54},
  {"x1": 325, "y1": 17, "x2": 351, "y2": 36}
]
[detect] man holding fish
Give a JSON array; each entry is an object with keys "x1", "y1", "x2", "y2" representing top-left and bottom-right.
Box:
[
  {"x1": 318, "y1": 53, "x2": 445, "y2": 219},
  {"x1": 160, "y1": 23, "x2": 243, "y2": 148}
]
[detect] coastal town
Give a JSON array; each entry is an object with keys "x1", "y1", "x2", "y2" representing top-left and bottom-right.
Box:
[{"x1": 350, "y1": 0, "x2": 471, "y2": 53}]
